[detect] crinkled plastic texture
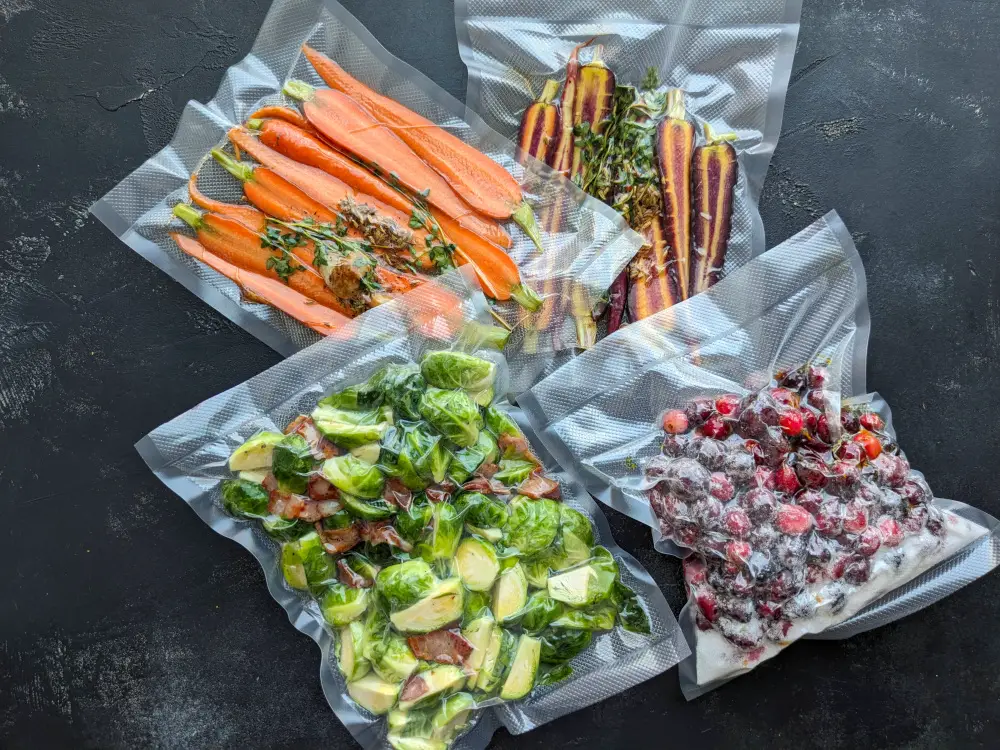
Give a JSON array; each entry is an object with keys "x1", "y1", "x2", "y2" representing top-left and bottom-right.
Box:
[
  {"x1": 90, "y1": 0, "x2": 644, "y2": 361},
  {"x1": 455, "y1": 0, "x2": 802, "y2": 290},
  {"x1": 520, "y1": 211, "x2": 1000, "y2": 697},
  {"x1": 137, "y1": 267, "x2": 689, "y2": 749}
]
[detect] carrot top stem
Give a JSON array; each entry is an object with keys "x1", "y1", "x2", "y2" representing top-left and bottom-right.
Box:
[
  {"x1": 703, "y1": 122, "x2": 738, "y2": 145},
  {"x1": 246, "y1": 118, "x2": 264, "y2": 130},
  {"x1": 666, "y1": 89, "x2": 686, "y2": 120},
  {"x1": 510, "y1": 282, "x2": 543, "y2": 312},
  {"x1": 511, "y1": 201, "x2": 544, "y2": 253},
  {"x1": 173, "y1": 202, "x2": 204, "y2": 229},
  {"x1": 282, "y1": 80, "x2": 315, "y2": 102},
  {"x1": 539, "y1": 79, "x2": 561, "y2": 104},
  {"x1": 210, "y1": 148, "x2": 255, "y2": 183}
]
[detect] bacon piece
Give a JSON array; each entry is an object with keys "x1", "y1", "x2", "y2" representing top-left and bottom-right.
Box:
[
  {"x1": 359, "y1": 520, "x2": 413, "y2": 552},
  {"x1": 318, "y1": 524, "x2": 361, "y2": 554},
  {"x1": 489, "y1": 479, "x2": 511, "y2": 496},
  {"x1": 285, "y1": 415, "x2": 340, "y2": 459},
  {"x1": 518, "y1": 473, "x2": 561, "y2": 499},
  {"x1": 498, "y1": 434, "x2": 541, "y2": 465},
  {"x1": 461, "y1": 477, "x2": 492, "y2": 494},
  {"x1": 269, "y1": 490, "x2": 307, "y2": 519},
  {"x1": 425, "y1": 480, "x2": 456, "y2": 504},
  {"x1": 383, "y1": 478, "x2": 412, "y2": 511},
  {"x1": 337, "y1": 559, "x2": 373, "y2": 588},
  {"x1": 308, "y1": 474, "x2": 340, "y2": 502},
  {"x1": 475, "y1": 462, "x2": 499, "y2": 479},
  {"x1": 407, "y1": 629, "x2": 473, "y2": 665},
  {"x1": 400, "y1": 673, "x2": 430, "y2": 704},
  {"x1": 262, "y1": 474, "x2": 278, "y2": 492}
]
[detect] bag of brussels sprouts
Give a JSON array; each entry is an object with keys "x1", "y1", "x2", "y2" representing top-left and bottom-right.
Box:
[
  {"x1": 138, "y1": 267, "x2": 688, "y2": 749},
  {"x1": 519, "y1": 212, "x2": 1000, "y2": 697}
]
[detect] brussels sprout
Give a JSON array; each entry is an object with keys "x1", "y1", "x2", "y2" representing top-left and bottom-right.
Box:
[
  {"x1": 351, "y1": 442, "x2": 382, "y2": 464},
  {"x1": 492, "y1": 459, "x2": 537, "y2": 485},
  {"x1": 271, "y1": 433, "x2": 314, "y2": 494},
  {"x1": 280, "y1": 542, "x2": 308, "y2": 590},
  {"x1": 536, "y1": 663, "x2": 574, "y2": 687},
  {"x1": 322, "y1": 509, "x2": 355, "y2": 530},
  {"x1": 499, "y1": 634, "x2": 540, "y2": 700},
  {"x1": 483, "y1": 405, "x2": 521, "y2": 439},
  {"x1": 546, "y1": 548, "x2": 618, "y2": 607},
  {"x1": 321, "y1": 583, "x2": 371, "y2": 626},
  {"x1": 393, "y1": 423, "x2": 450, "y2": 490},
  {"x1": 221, "y1": 479, "x2": 269, "y2": 519},
  {"x1": 396, "y1": 498, "x2": 432, "y2": 544},
  {"x1": 474, "y1": 627, "x2": 517, "y2": 693},
  {"x1": 291, "y1": 531, "x2": 337, "y2": 590},
  {"x1": 521, "y1": 553, "x2": 553, "y2": 589},
  {"x1": 503, "y1": 497, "x2": 560, "y2": 556},
  {"x1": 228, "y1": 431, "x2": 283, "y2": 471},
  {"x1": 376, "y1": 560, "x2": 437, "y2": 611},
  {"x1": 559, "y1": 505, "x2": 595, "y2": 548},
  {"x1": 537, "y1": 627, "x2": 593, "y2": 663},
  {"x1": 461, "y1": 615, "x2": 495, "y2": 684},
  {"x1": 429, "y1": 503, "x2": 462, "y2": 561},
  {"x1": 466, "y1": 525, "x2": 503, "y2": 543},
  {"x1": 448, "y1": 431, "x2": 497, "y2": 484},
  {"x1": 263, "y1": 515, "x2": 312, "y2": 541},
  {"x1": 343, "y1": 494, "x2": 397, "y2": 521},
  {"x1": 390, "y1": 579, "x2": 465, "y2": 634},
  {"x1": 492, "y1": 564, "x2": 528, "y2": 623},
  {"x1": 418, "y1": 388, "x2": 482, "y2": 448},
  {"x1": 318, "y1": 377, "x2": 383, "y2": 411},
  {"x1": 337, "y1": 620, "x2": 371, "y2": 681},
  {"x1": 453, "y1": 492, "x2": 508, "y2": 530},
  {"x1": 343, "y1": 552, "x2": 380, "y2": 583},
  {"x1": 462, "y1": 590, "x2": 492, "y2": 625},
  {"x1": 369, "y1": 633, "x2": 419, "y2": 683},
  {"x1": 397, "y1": 664, "x2": 466, "y2": 710},
  {"x1": 550, "y1": 604, "x2": 616, "y2": 631},
  {"x1": 347, "y1": 672, "x2": 400, "y2": 716},
  {"x1": 420, "y1": 351, "x2": 497, "y2": 407},
  {"x1": 322, "y1": 454, "x2": 385, "y2": 499},
  {"x1": 455, "y1": 537, "x2": 500, "y2": 591},
  {"x1": 517, "y1": 590, "x2": 565, "y2": 632},
  {"x1": 237, "y1": 469, "x2": 269, "y2": 484},
  {"x1": 430, "y1": 692, "x2": 476, "y2": 739},
  {"x1": 371, "y1": 364, "x2": 427, "y2": 421},
  {"x1": 610, "y1": 581, "x2": 651, "y2": 634},
  {"x1": 311, "y1": 404, "x2": 393, "y2": 449}
]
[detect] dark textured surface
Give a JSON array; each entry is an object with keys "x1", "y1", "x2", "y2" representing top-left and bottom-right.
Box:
[{"x1": 1, "y1": 0, "x2": 998, "y2": 747}]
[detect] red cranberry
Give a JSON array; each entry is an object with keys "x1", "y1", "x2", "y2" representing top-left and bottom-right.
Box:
[
  {"x1": 902, "y1": 505, "x2": 928, "y2": 534},
  {"x1": 700, "y1": 414, "x2": 732, "y2": 440},
  {"x1": 723, "y1": 567, "x2": 755, "y2": 597},
  {"x1": 857, "y1": 527, "x2": 882, "y2": 557},
  {"x1": 842, "y1": 556, "x2": 871, "y2": 584},
  {"x1": 898, "y1": 478, "x2": 931, "y2": 506},
  {"x1": 723, "y1": 508, "x2": 752, "y2": 538},
  {"x1": 776, "y1": 503, "x2": 813, "y2": 535},
  {"x1": 859, "y1": 412, "x2": 885, "y2": 431},
  {"x1": 806, "y1": 564, "x2": 826, "y2": 583},
  {"x1": 842, "y1": 500, "x2": 869, "y2": 533},
  {"x1": 662, "y1": 409, "x2": 689, "y2": 434},
  {"x1": 752, "y1": 466, "x2": 776, "y2": 490},
  {"x1": 926, "y1": 508, "x2": 945, "y2": 537},
  {"x1": 795, "y1": 455, "x2": 829, "y2": 489},
  {"x1": 871, "y1": 453, "x2": 909, "y2": 487},
  {"x1": 814, "y1": 500, "x2": 844, "y2": 537},
  {"x1": 662, "y1": 434, "x2": 687, "y2": 457},
  {"x1": 768, "y1": 568, "x2": 798, "y2": 600},
  {"x1": 720, "y1": 596, "x2": 755, "y2": 623},
  {"x1": 687, "y1": 437, "x2": 728, "y2": 471},
  {"x1": 741, "y1": 488, "x2": 778, "y2": 523},
  {"x1": 717, "y1": 616, "x2": 765, "y2": 650},
  {"x1": 757, "y1": 600, "x2": 783, "y2": 619},
  {"x1": 800, "y1": 408, "x2": 818, "y2": 434},
  {"x1": 779, "y1": 409, "x2": 804, "y2": 437},
  {"x1": 781, "y1": 369, "x2": 807, "y2": 390},
  {"x1": 807, "y1": 365, "x2": 829, "y2": 388},
  {"x1": 715, "y1": 394, "x2": 741, "y2": 416},
  {"x1": 744, "y1": 439, "x2": 765, "y2": 464},
  {"x1": 696, "y1": 496, "x2": 725, "y2": 528},
  {"x1": 852, "y1": 430, "x2": 882, "y2": 460},
  {"x1": 832, "y1": 555, "x2": 849, "y2": 580},
  {"x1": 725, "y1": 540, "x2": 753, "y2": 564},
  {"x1": 724, "y1": 450, "x2": 756, "y2": 485},
  {"x1": 830, "y1": 460, "x2": 861, "y2": 490},
  {"x1": 696, "y1": 591, "x2": 719, "y2": 622},
  {"x1": 664, "y1": 458, "x2": 711, "y2": 501},
  {"x1": 877, "y1": 516, "x2": 903, "y2": 547},
  {"x1": 835, "y1": 441, "x2": 866, "y2": 462},
  {"x1": 675, "y1": 522, "x2": 700, "y2": 547},
  {"x1": 758, "y1": 431, "x2": 792, "y2": 467},
  {"x1": 683, "y1": 558, "x2": 707, "y2": 586},
  {"x1": 769, "y1": 387, "x2": 799, "y2": 408},
  {"x1": 840, "y1": 410, "x2": 860, "y2": 433},
  {"x1": 774, "y1": 464, "x2": 800, "y2": 494},
  {"x1": 795, "y1": 489, "x2": 824, "y2": 514},
  {"x1": 686, "y1": 397, "x2": 714, "y2": 425},
  {"x1": 695, "y1": 613, "x2": 713, "y2": 631},
  {"x1": 816, "y1": 414, "x2": 833, "y2": 444},
  {"x1": 807, "y1": 389, "x2": 830, "y2": 411},
  {"x1": 711, "y1": 473, "x2": 735, "y2": 502}
]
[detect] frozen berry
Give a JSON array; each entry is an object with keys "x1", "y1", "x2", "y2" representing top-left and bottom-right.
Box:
[
  {"x1": 757, "y1": 600, "x2": 783, "y2": 619},
  {"x1": 696, "y1": 497, "x2": 725, "y2": 529},
  {"x1": 857, "y1": 527, "x2": 882, "y2": 557},
  {"x1": 686, "y1": 397, "x2": 714, "y2": 425},
  {"x1": 683, "y1": 558, "x2": 707, "y2": 586},
  {"x1": 877, "y1": 516, "x2": 903, "y2": 547},
  {"x1": 879, "y1": 488, "x2": 903, "y2": 514},
  {"x1": 807, "y1": 389, "x2": 830, "y2": 411},
  {"x1": 711, "y1": 473, "x2": 736, "y2": 502},
  {"x1": 774, "y1": 463, "x2": 801, "y2": 494},
  {"x1": 662, "y1": 434, "x2": 687, "y2": 457},
  {"x1": 842, "y1": 556, "x2": 871, "y2": 585},
  {"x1": 717, "y1": 615, "x2": 765, "y2": 650},
  {"x1": 758, "y1": 431, "x2": 792, "y2": 467},
  {"x1": 807, "y1": 365, "x2": 829, "y2": 388},
  {"x1": 664, "y1": 458, "x2": 711, "y2": 501},
  {"x1": 842, "y1": 500, "x2": 869, "y2": 533},
  {"x1": 898, "y1": 478, "x2": 931, "y2": 506},
  {"x1": 700, "y1": 414, "x2": 732, "y2": 440},
  {"x1": 795, "y1": 455, "x2": 829, "y2": 489},
  {"x1": 675, "y1": 522, "x2": 700, "y2": 547},
  {"x1": 871, "y1": 453, "x2": 909, "y2": 487},
  {"x1": 859, "y1": 412, "x2": 885, "y2": 431},
  {"x1": 806, "y1": 533, "x2": 833, "y2": 562},
  {"x1": 696, "y1": 591, "x2": 719, "y2": 622},
  {"x1": 687, "y1": 437, "x2": 728, "y2": 470},
  {"x1": 776, "y1": 503, "x2": 813, "y2": 535},
  {"x1": 806, "y1": 564, "x2": 826, "y2": 584},
  {"x1": 800, "y1": 408, "x2": 818, "y2": 434},
  {"x1": 741, "y1": 488, "x2": 778, "y2": 523},
  {"x1": 779, "y1": 409, "x2": 804, "y2": 436},
  {"x1": 720, "y1": 596, "x2": 754, "y2": 623},
  {"x1": 768, "y1": 569, "x2": 799, "y2": 600},
  {"x1": 795, "y1": 489, "x2": 824, "y2": 514},
  {"x1": 723, "y1": 508, "x2": 752, "y2": 538},
  {"x1": 830, "y1": 460, "x2": 861, "y2": 490},
  {"x1": 902, "y1": 504, "x2": 928, "y2": 534},
  {"x1": 750, "y1": 524, "x2": 779, "y2": 551},
  {"x1": 781, "y1": 369, "x2": 807, "y2": 391},
  {"x1": 724, "y1": 449, "x2": 756, "y2": 485},
  {"x1": 852, "y1": 430, "x2": 882, "y2": 460},
  {"x1": 840, "y1": 410, "x2": 860, "y2": 433},
  {"x1": 696, "y1": 613, "x2": 713, "y2": 631},
  {"x1": 816, "y1": 414, "x2": 833, "y2": 444},
  {"x1": 926, "y1": 508, "x2": 945, "y2": 537},
  {"x1": 835, "y1": 441, "x2": 866, "y2": 463},
  {"x1": 744, "y1": 439, "x2": 765, "y2": 464},
  {"x1": 645, "y1": 455, "x2": 673, "y2": 481},
  {"x1": 715, "y1": 394, "x2": 741, "y2": 416},
  {"x1": 662, "y1": 409, "x2": 689, "y2": 434},
  {"x1": 752, "y1": 466, "x2": 776, "y2": 490},
  {"x1": 814, "y1": 500, "x2": 844, "y2": 537},
  {"x1": 725, "y1": 540, "x2": 753, "y2": 564},
  {"x1": 769, "y1": 387, "x2": 799, "y2": 408}
]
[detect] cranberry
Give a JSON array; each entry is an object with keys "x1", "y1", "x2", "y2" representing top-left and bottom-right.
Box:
[
  {"x1": 814, "y1": 500, "x2": 844, "y2": 537},
  {"x1": 644, "y1": 455, "x2": 673, "y2": 481},
  {"x1": 744, "y1": 439, "x2": 765, "y2": 464},
  {"x1": 724, "y1": 569, "x2": 755, "y2": 597},
  {"x1": 800, "y1": 408, "x2": 818, "y2": 434},
  {"x1": 662, "y1": 409, "x2": 689, "y2": 434},
  {"x1": 781, "y1": 369, "x2": 807, "y2": 390},
  {"x1": 687, "y1": 437, "x2": 728, "y2": 471},
  {"x1": 700, "y1": 414, "x2": 732, "y2": 440},
  {"x1": 796, "y1": 455, "x2": 829, "y2": 489},
  {"x1": 664, "y1": 458, "x2": 711, "y2": 501},
  {"x1": 806, "y1": 564, "x2": 826, "y2": 583},
  {"x1": 724, "y1": 449, "x2": 756, "y2": 485},
  {"x1": 695, "y1": 613, "x2": 713, "y2": 631},
  {"x1": 898, "y1": 478, "x2": 931, "y2": 506},
  {"x1": 840, "y1": 410, "x2": 860, "y2": 433},
  {"x1": 725, "y1": 540, "x2": 753, "y2": 564},
  {"x1": 926, "y1": 508, "x2": 945, "y2": 537},
  {"x1": 768, "y1": 569, "x2": 798, "y2": 600},
  {"x1": 795, "y1": 489, "x2": 824, "y2": 514},
  {"x1": 750, "y1": 524, "x2": 779, "y2": 551},
  {"x1": 741, "y1": 488, "x2": 778, "y2": 523},
  {"x1": 829, "y1": 460, "x2": 861, "y2": 490},
  {"x1": 723, "y1": 508, "x2": 752, "y2": 538},
  {"x1": 737, "y1": 400, "x2": 778, "y2": 439},
  {"x1": 879, "y1": 488, "x2": 904, "y2": 515},
  {"x1": 685, "y1": 397, "x2": 714, "y2": 425},
  {"x1": 779, "y1": 409, "x2": 804, "y2": 437},
  {"x1": 715, "y1": 394, "x2": 741, "y2": 416},
  {"x1": 853, "y1": 480, "x2": 882, "y2": 505},
  {"x1": 806, "y1": 533, "x2": 832, "y2": 562},
  {"x1": 683, "y1": 558, "x2": 707, "y2": 586},
  {"x1": 752, "y1": 466, "x2": 776, "y2": 490},
  {"x1": 852, "y1": 430, "x2": 882, "y2": 460},
  {"x1": 815, "y1": 414, "x2": 833, "y2": 444},
  {"x1": 871, "y1": 453, "x2": 909, "y2": 487},
  {"x1": 675, "y1": 522, "x2": 700, "y2": 547},
  {"x1": 711, "y1": 473, "x2": 736, "y2": 502},
  {"x1": 877, "y1": 516, "x2": 903, "y2": 547},
  {"x1": 662, "y1": 434, "x2": 687, "y2": 457},
  {"x1": 842, "y1": 556, "x2": 871, "y2": 584},
  {"x1": 696, "y1": 591, "x2": 719, "y2": 622},
  {"x1": 835, "y1": 441, "x2": 866, "y2": 462},
  {"x1": 720, "y1": 596, "x2": 754, "y2": 623},
  {"x1": 859, "y1": 412, "x2": 885, "y2": 431},
  {"x1": 758, "y1": 430, "x2": 792, "y2": 465},
  {"x1": 857, "y1": 527, "x2": 882, "y2": 557},
  {"x1": 902, "y1": 505, "x2": 928, "y2": 534},
  {"x1": 717, "y1": 616, "x2": 765, "y2": 650},
  {"x1": 774, "y1": 463, "x2": 801, "y2": 494},
  {"x1": 757, "y1": 600, "x2": 783, "y2": 619},
  {"x1": 842, "y1": 500, "x2": 869, "y2": 533},
  {"x1": 769, "y1": 387, "x2": 799, "y2": 408},
  {"x1": 776, "y1": 503, "x2": 813, "y2": 535},
  {"x1": 807, "y1": 365, "x2": 829, "y2": 388},
  {"x1": 807, "y1": 389, "x2": 830, "y2": 411},
  {"x1": 696, "y1": 497, "x2": 725, "y2": 529}
]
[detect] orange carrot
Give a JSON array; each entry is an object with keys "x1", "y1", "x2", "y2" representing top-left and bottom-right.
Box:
[
  {"x1": 170, "y1": 232, "x2": 349, "y2": 335},
  {"x1": 301, "y1": 45, "x2": 538, "y2": 237},
  {"x1": 187, "y1": 171, "x2": 265, "y2": 231},
  {"x1": 282, "y1": 80, "x2": 512, "y2": 249},
  {"x1": 247, "y1": 105, "x2": 317, "y2": 134}
]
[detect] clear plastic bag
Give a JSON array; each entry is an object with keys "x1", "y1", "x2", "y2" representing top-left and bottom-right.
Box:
[
  {"x1": 137, "y1": 266, "x2": 689, "y2": 748},
  {"x1": 90, "y1": 0, "x2": 643, "y2": 359},
  {"x1": 520, "y1": 211, "x2": 1000, "y2": 696},
  {"x1": 456, "y1": 0, "x2": 802, "y2": 317}
]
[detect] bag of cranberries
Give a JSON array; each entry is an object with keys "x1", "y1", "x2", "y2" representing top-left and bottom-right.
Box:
[{"x1": 519, "y1": 211, "x2": 1000, "y2": 697}]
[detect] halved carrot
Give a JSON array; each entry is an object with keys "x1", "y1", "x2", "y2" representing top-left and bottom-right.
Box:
[
  {"x1": 187, "y1": 171, "x2": 265, "y2": 231},
  {"x1": 301, "y1": 45, "x2": 542, "y2": 250},
  {"x1": 247, "y1": 105, "x2": 317, "y2": 134},
  {"x1": 170, "y1": 232, "x2": 349, "y2": 335},
  {"x1": 282, "y1": 80, "x2": 512, "y2": 250}
]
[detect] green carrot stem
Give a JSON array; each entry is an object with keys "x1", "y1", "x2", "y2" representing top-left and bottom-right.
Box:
[
  {"x1": 511, "y1": 201, "x2": 545, "y2": 254},
  {"x1": 282, "y1": 80, "x2": 315, "y2": 102},
  {"x1": 210, "y1": 148, "x2": 255, "y2": 183},
  {"x1": 172, "y1": 203, "x2": 203, "y2": 229}
]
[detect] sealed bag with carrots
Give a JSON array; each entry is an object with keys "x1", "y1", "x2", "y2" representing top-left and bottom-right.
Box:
[{"x1": 91, "y1": 0, "x2": 643, "y2": 361}]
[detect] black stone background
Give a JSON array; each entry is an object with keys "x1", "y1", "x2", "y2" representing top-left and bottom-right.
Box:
[{"x1": 1, "y1": 0, "x2": 998, "y2": 747}]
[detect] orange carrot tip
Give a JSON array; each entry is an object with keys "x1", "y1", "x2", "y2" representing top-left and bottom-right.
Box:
[
  {"x1": 511, "y1": 201, "x2": 544, "y2": 254},
  {"x1": 210, "y1": 148, "x2": 255, "y2": 182},
  {"x1": 510, "y1": 282, "x2": 543, "y2": 312}
]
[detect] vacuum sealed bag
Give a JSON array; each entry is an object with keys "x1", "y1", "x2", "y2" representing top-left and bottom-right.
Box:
[
  {"x1": 520, "y1": 212, "x2": 1000, "y2": 697},
  {"x1": 138, "y1": 267, "x2": 688, "y2": 749},
  {"x1": 456, "y1": 0, "x2": 802, "y2": 332},
  {"x1": 91, "y1": 0, "x2": 643, "y2": 358}
]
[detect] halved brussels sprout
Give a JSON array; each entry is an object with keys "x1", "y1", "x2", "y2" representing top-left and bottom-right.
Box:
[
  {"x1": 420, "y1": 351, "x2": 497, "y2": 407},
  {"x1": 397, "y1": 664, "x2": 466, "y2": 711},
  {"x1": 430, "y1": 692, "x2": 476, "y2": 740},
  {"x1": 290, "y1": 531, "x2": 337, "y2": 590},
  {"x1": 280, "y1": 542, "x2": 308, "y2": 590},
  {"x1": 503, "y1": 497, "x2": 560, "y2": 556},
  {"x1": 322, "y1": 454, "x2": 385, "y2": 499},
  {"x1": 492, "y1": 459, "x2": 536, "y2": 485},
  {"x1": 499, "y1": 634, "x2": 540, "y2": 700},
  {"x1": 271, "y1": 433, "x2": 314, "y2": 494},
  {"x1": 390, "y1": 578, "x2": 465, "y2": 634},
  {"x1": 395, "y1": 498, "x2": 432, "y2": 544},
  {"x1": 221, "y1": 479, "x2": 269, "y2": 519},
  {"x1": 228, "y1": 431, "x2": 283, "y2": 471},
  {"x1": 376, "y1": 560, "x2": 437, "y2": 611},
  {"x1": 455, "y1": 537, "x2": 500, "y2": 591},
  {"x1": 461, "y1": 616, "x2": 495, "y2": 685},
  {"x1": 369, "y1": 633, "x2": 419, "y2": 683},
  {"x1": 516, "y1": 590, "x2": 564, "y2": 632},
  {"x1": 559, "y1": 505, "x2": 595, "y2": 548},
  {"x1": 483, "y1": 405, "x2": 520, "y2": 439},
  {"x1": 311, "y1": 404, "x2": 393, "y2": 449},
  {"x1": 492, "y1": 563, "x2": 528, "y2": 623},
  {"x1": 347, "y1": 672, "x2": 400, "y2": 716},
  {"x1": 337, "y1": 620, "x2": 371, "y2": 681},
  {"x1": 462, "y1": 589, "x2": 492, "y2": 625},
  {"x1": 448, "y1": 431, "x2": 497, "y2": 484},
  {"x1": 393, "y1": 423, "x2": 450, "y2": 490},
  {"x1": 546, "y1": 548, "x2": 618, "y2": 607},
  {"x1": 371, "y1": 363, "x2": 427, "y2": 421},
  {"x1": 474, "y1": 627, "x2": 516, "y2": 693},
  {"x1": 429, "y1": 503, "x2": 462, "y2": 561},
  {"x1": 418, "y1": 388, "x2": 482, "y2": 448},
  {"x1": 321, "y1": 583, "x2": 371, "y2": 626},
  {"x1": 343, "y1": 494, "x2": 397, "y2": 521},
  {"x1": 550, "y1": 604, "x2": 616, "y2": 631},
  {"x1": 453, "y1": 492, "x2": 508, "y2": 530}
]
